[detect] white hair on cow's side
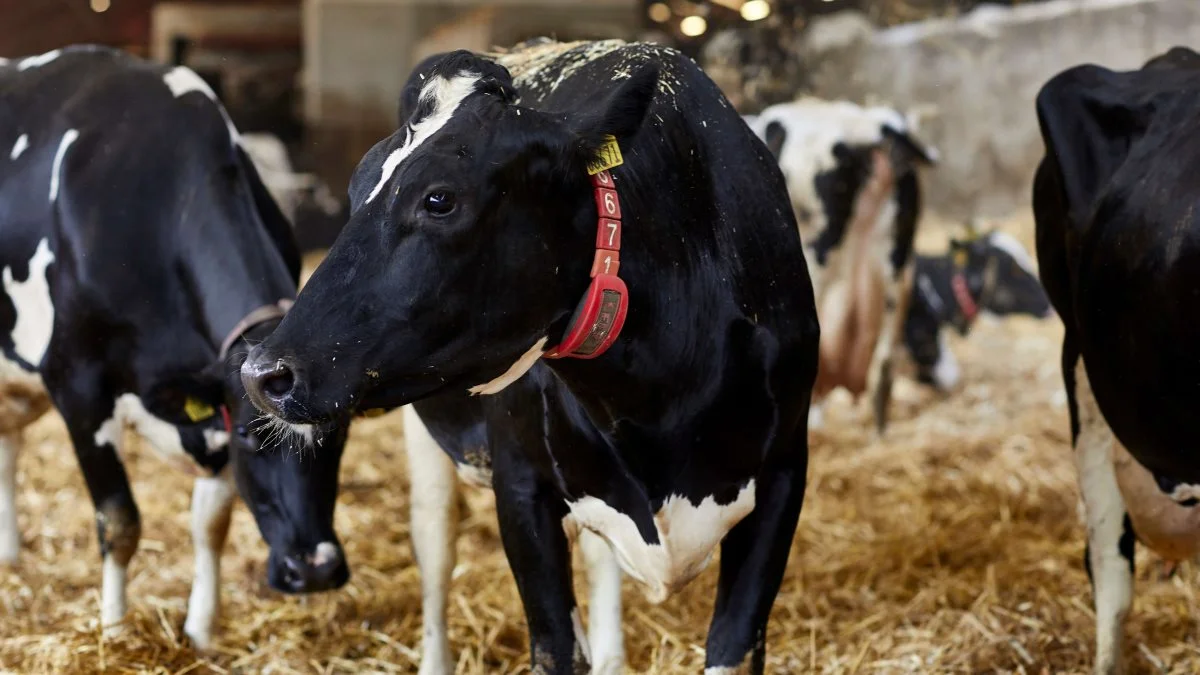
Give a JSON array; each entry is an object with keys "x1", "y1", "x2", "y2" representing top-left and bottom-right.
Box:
[
  {"x1": 366, "y1": 72, "x2": 481, "y2": 204},
  {"x1": 986, "y1": 230, "x2": 1038, "y2": 275}
]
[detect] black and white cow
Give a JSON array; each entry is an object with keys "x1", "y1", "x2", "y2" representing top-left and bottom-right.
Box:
[
  {"x1": 1034, "y1": 46, "x2": 1200, "y2": 674},
  {"x1": 0, "y1": 45, "x2": 349, "y2": 648},
  {"x1": 903, "y1": 229, "x2": 1052, "y2": 391},
  {"x1": 745, "y1": 98, "x2": 938, "y2": 432},
  {"x1": 241, "y1": 39, "x2": 819, "y2": 675}
]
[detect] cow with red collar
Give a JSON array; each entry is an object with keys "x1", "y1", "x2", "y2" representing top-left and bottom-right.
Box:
[
  {"x1": 0, "y1": 46, "x2": 349, "y2": 648},
  {"x1": 1034, "y1": 45, "x2": 1200, "y2": 673},
  {"x1": 745, "y1": 98, "x2": 938, "y2": 432},
  {"x1": 241, "y1": 39, "x2": 820, "y2": 674}
]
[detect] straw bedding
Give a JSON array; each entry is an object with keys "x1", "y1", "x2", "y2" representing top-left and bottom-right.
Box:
[{"x1": 2, "y1": 211, "x2": 1198, "y2": 674}]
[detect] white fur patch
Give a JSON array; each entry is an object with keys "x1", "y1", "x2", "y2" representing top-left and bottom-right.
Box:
[
  {"x1": 309, "y1": 541, "x2": 339, "y2": 567},
  {"x1": 203, "y1": 429, "x2": 230, "y2": 452},
  {"x1": 931, "y1": 333, "x2": 960, "y2": 391},
  {"x1": 570, "y1": 606, "x2": 592, "y2": 668},
  {"x1": 17, "y1": 50, "x2": 61, "y2": 71},
  {"x1": 987, "y1": 230, "x2": 1038, "y2": 276},
  {"x1": 49, "y1": 129, "x2": 78, "y2": 202},
  {"x1": 366, "y1": 72, "x2": 481, "y2": 204},
  {"x1": 580, "y1": 530, "x2": 625, "y2": 675},
  {"x1": 94, "y1": 393, "x2": 206, "y2": 476},
  {"x1": 162, "y1": 66, "x2": 240, "y2": 145},
  {"x1": 184, "y1": 468, "x2": 236, "y2": 650},
  {"x1": 455, "y1": 463, "x2": 492, "y2": 489},
  {"x1": 562, "y1": 481, "x2": 756, "y2": 604},
  {"x1": 2, "y1": 237, "x2": 56, "y2": 366},
  {"x1": 101, "y1": 554, "x2": 127, "y2": 631},
  {"x1": 468, "y1": 337, "x2": 548, "y2": 396},
  {"x1": 9, "y1": 134, "x2": 28, "y2": 160}
]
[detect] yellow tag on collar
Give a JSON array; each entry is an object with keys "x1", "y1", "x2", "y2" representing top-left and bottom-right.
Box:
[
  {"x1": 586, "y1": 135, "x2": 624, "y2": 176},
  {"x1": 184, "y1": 397, "x2": 216, "y2": 423},
  {"x1": 953, "y1": 249, "x2": 969, "y2": 269}
]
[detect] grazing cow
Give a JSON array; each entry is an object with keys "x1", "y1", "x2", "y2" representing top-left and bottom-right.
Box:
[
  {"x1": 745, "y1": 98, "x2": 938, "y2": 432},
  {"x1": 239, "y1": 132, "x2": 349, "y2": 252},
  {"x1": 242, "y1": 39, "x2": 819, "y2": 675},
  {"x1": 0, "y1": 45, "x2": 349, "y2": 648},
  {"x1": 1033, "y1": 46, "x2": 1200, "y2": 674},
  {"x1": 903, "y1": 229, "x2": 1052, "y2": 391}
]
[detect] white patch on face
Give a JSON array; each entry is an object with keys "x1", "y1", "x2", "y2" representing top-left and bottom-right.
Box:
[
  {"x1": 309, "y1": 541, "x2": 339, "y2": 567},
  {"x1": 9, "y1": 134, "x2": 28, "y2": 160},
  {"x1": 562, "y1": 480, "x2": 757, "y2": 605},
  {"x1": 203, "y1": 428, "x2": 229, "y2": 451},
  {"x1": 366, "y1": 72, "x2": 482, "y2": 204},
  {"x1": 16, "y1": 50, "x2": 61, "y2": 71},
  {"x1": 162, "y1": 66, "x2": 240, "y2": 145},
  {"x1": 931, "y1": 332, "x2": 960, "y2": 391},
  {"x1": 579, "y1": 529, "x2": 625, "y2": 675},
  {"x1": 468, "y1": 337, "x2": 548, "y2": 396},
  {"x1": 94, "y1": 393, "x2": 207, "y2": 476},
  {"x1": 986, "y1": 231, "x2": 1038, "y2": 276},
  {"x1": 2, "y1": 237, "x2": 56, "y2": 366},
  {"x1": 49, "y1": 129, "x2": 78, "y2": 202}
]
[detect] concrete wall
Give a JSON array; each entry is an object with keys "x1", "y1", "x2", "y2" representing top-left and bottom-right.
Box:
[{"x1": 803, "y1": 0, "x2": 1200, "y2": 220}]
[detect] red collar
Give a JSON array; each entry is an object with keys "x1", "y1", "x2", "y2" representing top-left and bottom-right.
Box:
[
  {"x1": 950, "y1": 271, "x2": 979, "y2": 323},
  {"x1": 544, "y1": 168, "x2": 629, "y2": 359}
]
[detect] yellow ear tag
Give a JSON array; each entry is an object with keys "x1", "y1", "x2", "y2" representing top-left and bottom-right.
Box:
[
  {"x1": 184, "y1": 396, "x2": 216, "y2": 423},
  {"x1": 953, "y1": 249, "x2": 969, "y2": 269},
  {"x1": 586, "y1": 135, "x2": 624, "y2": 176}
]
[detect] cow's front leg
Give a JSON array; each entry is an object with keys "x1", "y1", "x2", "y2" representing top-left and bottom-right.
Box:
[
  {"x1": 183, "y1": 466, "x2": 235, "y2": 649},
  {"x1": 705, "y1": 454, "x2": 807, "y2": 674},
  {"x1": 1070, "y1": 356, "x2": 1133, "y2": 675},
  {"x1": 0, "y1": 432, "x2": 22, "y2": 563},
  {"x1": 403, "y1": 405, "x2": 460, "y2": 675},
  {"x1": 52, "y1": 376, "x2": 141, "y2": 635},
  {"x1": 869, "y1": 264, "x2": 915, "y2": 434},
  {"x1": 580, "y1": 530, "x2": 623, "y2": 675},
  {"x1": 492, "y1": 445, "x2": 587, "y2": 675}
]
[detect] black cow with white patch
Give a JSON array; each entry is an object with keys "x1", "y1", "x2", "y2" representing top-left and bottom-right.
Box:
[
  {"x1": 1034, "y1": 46, "x2": 1200, "y2": 674},
  {"x1": 903, "y1": 229, "x2": 1052, "y2": 391},
  {"x1": 0, "y1": 45, "x2": 350, "y2": 648},
  {"x1": 242, "y1": 39, "x2": 819, "y2": 674},
  {"x1": 745, "y1": 98, "x2": 938, "y2": 432}
]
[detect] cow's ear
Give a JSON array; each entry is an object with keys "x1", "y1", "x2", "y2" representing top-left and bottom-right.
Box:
[
  {"x1": 882, "y1": 126, "x2": 938, "y2": 167},
  {"x1": 142, "y1": 366, "x2": 227, "y2": 427},
  {"x1": 763, "y1": 120, "x2": 787, "y2": 159},
  {"x1": 570, "y1": 64, "x2": 659, "y2": 160}
]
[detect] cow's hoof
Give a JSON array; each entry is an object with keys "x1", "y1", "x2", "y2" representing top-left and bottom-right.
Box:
[{"x1": 184, "y1": 617, "x2": 216, "y2": 651}]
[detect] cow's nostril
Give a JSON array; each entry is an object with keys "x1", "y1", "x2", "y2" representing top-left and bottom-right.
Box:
[{"x1": 262, "y1": 367, "x2": 295, "y2": 399}]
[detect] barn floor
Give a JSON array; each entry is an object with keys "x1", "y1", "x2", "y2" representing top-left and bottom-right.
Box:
[{"x1": 3, "y1": 212, "x2": 1199, "y2": 675}]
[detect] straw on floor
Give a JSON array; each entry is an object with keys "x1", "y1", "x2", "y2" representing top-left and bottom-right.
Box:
[{"x1": 2, "y1": 212, "x2": 1197, "y2": 674}]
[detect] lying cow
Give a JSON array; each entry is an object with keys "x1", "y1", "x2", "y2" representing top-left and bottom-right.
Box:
[
  {"x1": 903, "y1": 229, "x2": 1052, "y2": 391},
  {"x1": 242, "y1": 39, "x2": 820, "y2": 675},
  {"x1": 746, "y1": 98, "x2": 938, "y2": 432},
  {"x1": 1034, "y1": 46, "x2": 1200, "y2": 674},
  {"x1": 0, "y1": 45, "x2": 348, "y2": 648}
]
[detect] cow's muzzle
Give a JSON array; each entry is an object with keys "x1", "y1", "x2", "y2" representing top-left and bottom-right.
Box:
[{"x1": 241, "y1": 347, "x2": 301, "y2": 419}]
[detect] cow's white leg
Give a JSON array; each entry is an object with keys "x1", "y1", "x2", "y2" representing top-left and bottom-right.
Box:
[
  {"x1": 869, "y1": 263, "x2": 914, "y2": 434},
  {"x1": 580, "y1": 530, "x2": 624, "y2": 675},
  {"x1": 183, "y1": 466, "x2": 236, "y2": 649},
  {"x1": 403, "y1": 405, "x2": 459, "y2": 675},
  {"x1": 807, "y1": 401, "x2": 825, "y2": 431},
  {"x1": 1074, "y1": 359, "x2": 1132, "y2": 675},
  {"x1": 0, "y1": 432, "x2": 21, "y2": 563}
]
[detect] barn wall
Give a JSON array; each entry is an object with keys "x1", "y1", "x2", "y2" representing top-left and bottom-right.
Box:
[{"x1": 803, "y1": 0, "x2": 1200, "y2": 220}]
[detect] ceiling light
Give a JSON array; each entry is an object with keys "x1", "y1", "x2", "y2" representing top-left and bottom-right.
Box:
[
  {"x1": 90, "y1": 0, "x2": 110, "y2": 11},
  {"x1": 740, "y1": 0, "x2": 770, "y2": 21},
  {"x1": 648, "y1": 2, "x2": 672, "y2": 22},
  {"x1": 680, "y1": 15, "x2": 707, "y2": 37}
]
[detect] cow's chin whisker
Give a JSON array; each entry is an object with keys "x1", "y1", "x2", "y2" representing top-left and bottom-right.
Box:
[{"x1": 255, "y1": 414, "x2": 317, "y2": 455}]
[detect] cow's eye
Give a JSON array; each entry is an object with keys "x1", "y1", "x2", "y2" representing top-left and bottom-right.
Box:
[{"x1": 424, "y1": 191, "x2": 456, "y2": 215}]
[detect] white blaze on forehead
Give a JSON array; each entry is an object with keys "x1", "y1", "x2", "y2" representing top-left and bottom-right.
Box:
[
  {"x1": 2, "y1": 238, "x2": 56, "y2": 366},
  {"x1": 17, "y1": 50, "x2": 61, "y2": 71},
  {"x1": 94, "y1": 393, "x2": 207, "y2": 476},
  {"x1": 987, "y1": 231, "x2": 1038, "y2": 275},
  {"x1": 366, "y1": 72, "x2": 482, "y2": 204},
  {"x1": 562, "y1": 481, "x2": 757, "y2": 604},
  {"x1": 10, "y1": 134, "x2": 28, "y2": 160},
  {"x1": 468, "y1": 337, "x2": 548, "y2": 396},
  {"x1": 162, "y1": 66, "x2": 241, "y2": 145},
  {"x1": 49, "y1": 129, "x2": 78, "y2": 202}
]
